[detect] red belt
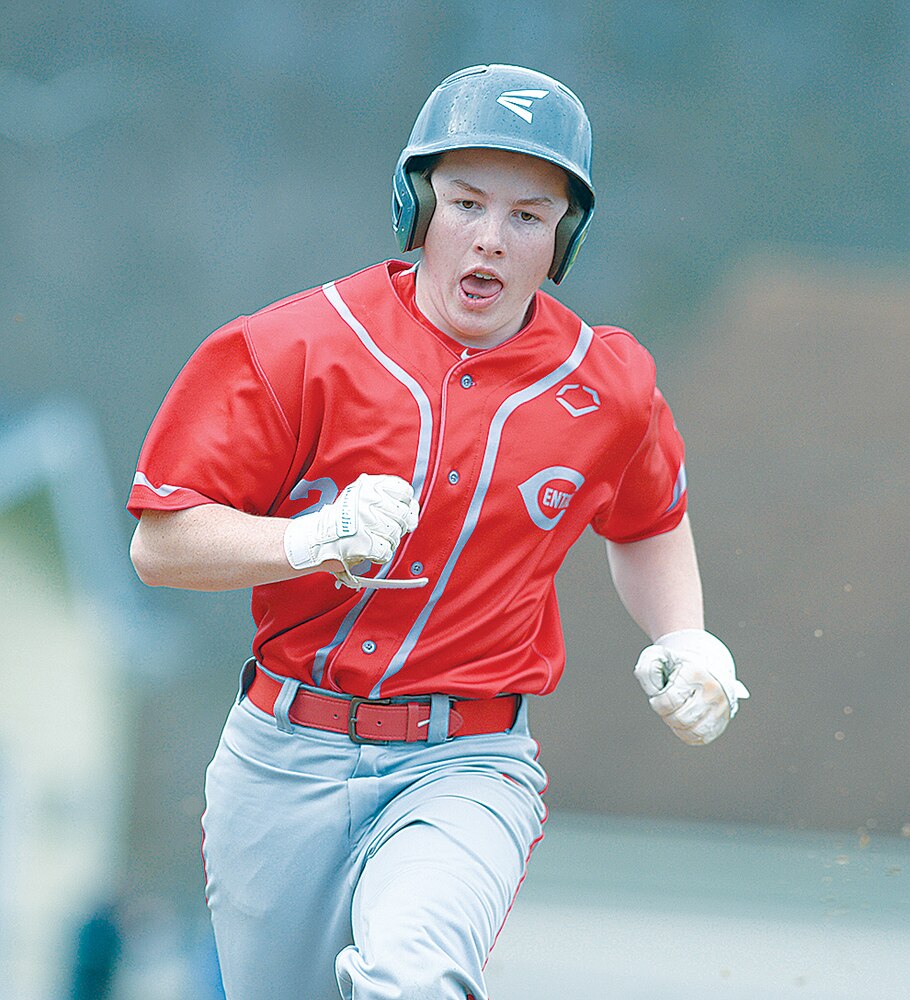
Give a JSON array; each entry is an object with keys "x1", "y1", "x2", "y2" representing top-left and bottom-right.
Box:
[{"x1": 247, "y1": 668, "x2": 520, "y2": 744}]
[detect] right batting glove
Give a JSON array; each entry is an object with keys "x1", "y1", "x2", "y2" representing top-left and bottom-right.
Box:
[{"x1": 284, "y1": 473, "x2": 423, "y2": 589}]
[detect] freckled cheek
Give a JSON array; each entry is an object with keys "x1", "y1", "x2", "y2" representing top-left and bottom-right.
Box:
[
  {"x1": 514, "y1": 244, "x2": 555, "y2": 287},
  {"x1": 424, "y1": 211, "x2": 466, "y2": 251}
]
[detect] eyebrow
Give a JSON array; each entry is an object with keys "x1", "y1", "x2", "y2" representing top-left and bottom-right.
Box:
[{"x1": 449, "y1": 178, "x2": 559, "y2": 207}]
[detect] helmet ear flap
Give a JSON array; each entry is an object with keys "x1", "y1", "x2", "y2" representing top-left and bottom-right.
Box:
[
  {"x1": 407, "y1": 168, "x2": 436, "y2": 250},
  {"x1": 550, "y1": 206, "x2": 594, "y2": 284},
  {"x1": 550, "y1": 206, "x2": 582, "y2": 283},
  {"x1": 392, "y1": 160, "x2": 437, "y2": 252}
]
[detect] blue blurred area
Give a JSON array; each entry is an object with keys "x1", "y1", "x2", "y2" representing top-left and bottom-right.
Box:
[
  {"x1": 64, "y1": 901, "x2": 226, "y2": 1000},
  {"x1": 67, "y1": 905, "x2": 121, "y2": 1000}
]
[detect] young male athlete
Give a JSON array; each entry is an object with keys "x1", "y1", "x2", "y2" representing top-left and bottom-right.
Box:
[{"x1": 128, "y1": 64, "x2": 749, "y2": 1000}]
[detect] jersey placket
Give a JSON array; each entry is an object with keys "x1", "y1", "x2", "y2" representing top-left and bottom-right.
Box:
[{"x1": 322, "y1": 355, "x2": 486, "y2": 696}]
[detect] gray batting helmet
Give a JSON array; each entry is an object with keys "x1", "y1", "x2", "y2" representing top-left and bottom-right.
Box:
[{"x1": 392, "y1": 64, "x2": 595, "y2": 284}]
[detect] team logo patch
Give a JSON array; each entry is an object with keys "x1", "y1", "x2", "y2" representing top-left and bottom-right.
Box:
[
  {"x1": 518, "y1": 466, "x2": 585, "y2": 531},
  {"x1": 556, "y1": 383, "x2": 600, "y2": 417},
  {"x1": 496, "y1": 89, "x2": 549, "y2": 123}
]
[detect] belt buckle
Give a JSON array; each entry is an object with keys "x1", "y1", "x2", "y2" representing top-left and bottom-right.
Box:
[{"x1": 348, "y1": 696, "x2": 393, "y2": 745}]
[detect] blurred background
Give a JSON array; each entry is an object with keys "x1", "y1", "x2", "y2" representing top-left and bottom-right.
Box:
[{"x1": 1, "y1": 1, "x2": 908, "y2": 997}]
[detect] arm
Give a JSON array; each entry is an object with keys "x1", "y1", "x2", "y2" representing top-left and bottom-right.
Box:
[
  {"x1": 130, "y1": 474, "x2": 420, "y2": 592},
  {"x1": 607, "y1": 513, "x2": 749, "y2": 745},
  {"x1": 130, "y1": 504, "x2": 318, "y2": 591},
  {"x1": 605, "y1": 512, "x2": 703, "y2": 640}
]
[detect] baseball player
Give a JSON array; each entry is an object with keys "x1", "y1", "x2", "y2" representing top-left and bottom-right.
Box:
[{"x1": 128, "y1": 64, "x2": 748, "y2": 1000}]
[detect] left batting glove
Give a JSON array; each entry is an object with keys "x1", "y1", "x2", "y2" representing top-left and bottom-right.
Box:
[{"x1": 634, "y1": 629, "x2": 749, "y2": 745}]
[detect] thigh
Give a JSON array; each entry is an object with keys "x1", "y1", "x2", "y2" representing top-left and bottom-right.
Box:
[
  {"x1": 202, "y1": 701, "x2": 358, "y2": 1000},
  {"x1": 337, "y1": 761, "x2": 546, "y2": 1000}
]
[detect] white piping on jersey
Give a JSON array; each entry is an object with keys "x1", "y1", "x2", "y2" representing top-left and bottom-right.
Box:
[
  {"x1": 132, "y1": 471, "x2": 182, "y2": 497},
  {"x1": 370, "y1": 321, "x2": 595, "y2": 698},
  {"x1": 320, "y1": 281, "x2": 433, "y2": 499},
  {"x1": 310, "y1": 280, "x2": 435, "y2": 686},
  {"x1": 665, "y1": 462, "x2": 687, "y2": 513}
]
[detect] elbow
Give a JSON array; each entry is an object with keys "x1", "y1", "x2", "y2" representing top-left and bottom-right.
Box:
[{"x1": 130, "y1": 521, "x2": 169, "y2": 587}]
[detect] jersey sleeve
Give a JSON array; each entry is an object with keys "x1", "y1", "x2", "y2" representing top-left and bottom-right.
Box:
[
  {"x1": 127, "y1": 317, "x2": 298, "y2": 519},
  {"x1": 592, "y1": 384, "x2": 688, "y2": 543}
]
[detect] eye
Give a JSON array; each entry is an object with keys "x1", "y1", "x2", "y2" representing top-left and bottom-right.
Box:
[
  {"x1": 457, "y1": 199, "x2": 477, "y2": 210},
  {"x1": 517, "y1": 210, "x2": 540, "y2": 223}
]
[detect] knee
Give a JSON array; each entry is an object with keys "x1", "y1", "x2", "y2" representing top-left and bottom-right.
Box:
[{"x1": 336, "y1": 942, "x2": 482, "y2": 1000}]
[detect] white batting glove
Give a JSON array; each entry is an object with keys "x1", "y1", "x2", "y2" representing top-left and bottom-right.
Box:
[
  {"x1": 634, "y1": 629, "x2": 749, "y2": 745},
  {"x1": 284, "y1": 474, "x2": 421, "y2": 588}
]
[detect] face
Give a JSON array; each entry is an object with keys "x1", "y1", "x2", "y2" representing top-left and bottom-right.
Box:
[{"x1": 414, "y1": 147, "x2": 570, "y2": 349}]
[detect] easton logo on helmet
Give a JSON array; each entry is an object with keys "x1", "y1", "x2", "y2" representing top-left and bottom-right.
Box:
[
  {"x1": 518, "y1": 466, "x2": 585, "y2": 531},
  {"x1": 496, "y1": 89, "x2": 549, "y2": 123}
]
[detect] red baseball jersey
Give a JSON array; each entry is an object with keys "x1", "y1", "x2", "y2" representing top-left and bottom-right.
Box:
[{"x1": 129, "y1": 261, "x2": 687, "y2": 699}]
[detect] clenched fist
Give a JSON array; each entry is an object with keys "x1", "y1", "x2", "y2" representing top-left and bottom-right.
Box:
[
  {"x1": 634, "y1": 629, "x2": 750, "y2": 745},
  {"x1": 284, "y1": 474, "x2": 419, "y2": 582}
]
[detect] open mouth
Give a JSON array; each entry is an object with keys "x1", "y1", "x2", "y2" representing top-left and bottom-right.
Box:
[{"x1": 459, "y1": 270, "x2": 503, "y2": 301}]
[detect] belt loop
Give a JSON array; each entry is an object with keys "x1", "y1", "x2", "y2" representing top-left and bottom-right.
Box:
[
  {"x1": 427, "y1": 694, "x2": 451, "y2": 745},
  {"x1": 511, "y1": 694, "x2": 527, "y2": 732},
  {"x1": 273, "y1": 678, "x2": 301, "y2": 733},
  {"x1": 237, "y1": 657, "x2": 257, "y2": 704}
]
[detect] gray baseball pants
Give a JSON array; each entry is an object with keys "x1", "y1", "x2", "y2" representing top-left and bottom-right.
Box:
[{"x1": 201, "y1": 676, "x2": 547, "y2": 999}]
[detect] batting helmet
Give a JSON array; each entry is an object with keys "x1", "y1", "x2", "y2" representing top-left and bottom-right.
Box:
[{"x1": 392, "y1": 64, "x2": 595, "y2": 284}]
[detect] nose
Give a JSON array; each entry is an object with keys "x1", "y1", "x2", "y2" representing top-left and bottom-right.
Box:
[{"x1": 474, "y1": 213, "x2": 506, "y2": 257}]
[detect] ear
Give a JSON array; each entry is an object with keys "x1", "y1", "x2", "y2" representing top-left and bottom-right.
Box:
[{"x1": 407, "y1": 169, "x2": 437, "y2": 249}]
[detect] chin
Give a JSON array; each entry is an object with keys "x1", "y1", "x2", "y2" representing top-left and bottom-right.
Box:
[{"x1": 450, "y1": 298, "x2": 517, "y2": 340}]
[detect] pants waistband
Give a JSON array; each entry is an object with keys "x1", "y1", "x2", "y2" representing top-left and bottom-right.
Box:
[{"x1": 243, "y1": 661, "x2": 521, "y2": 745}]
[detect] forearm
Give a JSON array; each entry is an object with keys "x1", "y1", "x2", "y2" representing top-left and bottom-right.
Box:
[
  {"x1": 605, "y1": 513, "x2": 704, "y2": 640},
  {"x1": 130, "y1": 505, "x2": 329, "y2": 591}
]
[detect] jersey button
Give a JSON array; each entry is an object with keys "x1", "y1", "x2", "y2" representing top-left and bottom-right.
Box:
[
  {"x1": 410, "y1": 561, "x2": 424, "y2": 575},
  {"x1": 361, "y1": 640, "x2": 377, "y2": 654},
  {"x1": 448, "y1": 470, "x2": 460, "y2": 485},
  {"x1": 460, "y1": 374, "x2": 474, "y2": 389}
]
